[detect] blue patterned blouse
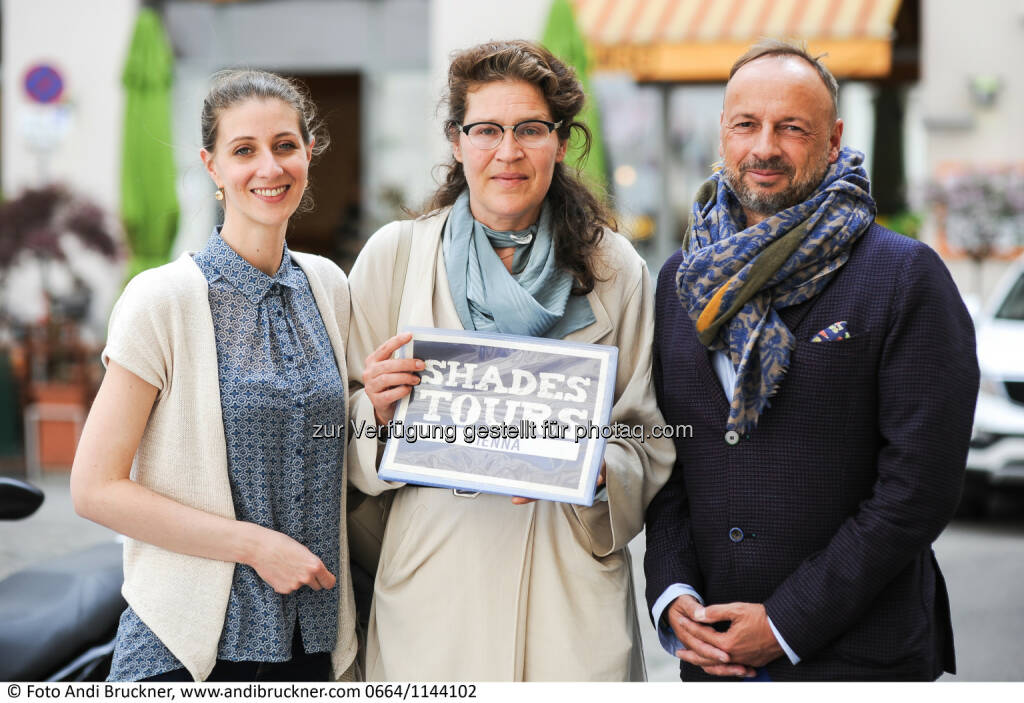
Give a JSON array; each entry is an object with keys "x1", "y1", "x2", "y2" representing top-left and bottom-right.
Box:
[{"x1": 108, "y1": 231, "x2": 345, "y2": 681}]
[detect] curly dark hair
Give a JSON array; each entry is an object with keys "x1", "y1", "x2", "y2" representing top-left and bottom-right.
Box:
[{"x1": 425, "y1": 40, "x2": 613, "y2": 295}]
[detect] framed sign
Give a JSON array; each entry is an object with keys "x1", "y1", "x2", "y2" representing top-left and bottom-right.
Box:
[{"x1": 377, "y1": 327, "x2": 618, "y2": 506}]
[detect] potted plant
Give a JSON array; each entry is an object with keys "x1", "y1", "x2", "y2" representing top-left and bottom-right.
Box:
[
  {"x1": 0, "y1": 185, "x2": 121, "y2": 473},
  {"x1": 927, "y1": 166, "x2": 1024, "y2": 295}
]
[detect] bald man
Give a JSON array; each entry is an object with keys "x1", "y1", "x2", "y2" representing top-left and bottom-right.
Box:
[{"x1": 643, "y1": 40, "x2": 978, "y2": 681}]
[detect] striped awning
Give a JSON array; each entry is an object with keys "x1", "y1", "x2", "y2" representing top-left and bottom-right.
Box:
[{"x1": 573, "y1": 0, "x2": 904, "y2": 81}]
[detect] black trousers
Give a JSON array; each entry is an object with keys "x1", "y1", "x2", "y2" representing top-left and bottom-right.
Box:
[{"x1": 141, "y1": 625, "x2": 331, "y2": 682}]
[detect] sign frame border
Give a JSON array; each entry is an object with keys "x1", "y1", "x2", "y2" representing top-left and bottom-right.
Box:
[{"x1": 377, "y1": 326, "x2": 619, "y2": 506}]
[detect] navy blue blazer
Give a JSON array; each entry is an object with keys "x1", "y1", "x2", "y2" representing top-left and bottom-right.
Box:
[{"x1": 644, "y1": 224, "x2": 979, "y2": 681}]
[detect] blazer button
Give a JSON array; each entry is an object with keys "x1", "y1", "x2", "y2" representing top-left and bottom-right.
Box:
[
  {"x1": 724, "y1": 430, "x2": 740, "y2": 445},
  {"x1": 729, "y1": 527, "x2": 744, "y2": 543}
]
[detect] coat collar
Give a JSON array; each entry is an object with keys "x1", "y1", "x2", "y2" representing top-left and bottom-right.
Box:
[
  {"x1": 411, "y1": 207, "x2": 614, "y2": 344},
  {"x1": 195, "y1": 228, "x2": 302, "y2": 306}
]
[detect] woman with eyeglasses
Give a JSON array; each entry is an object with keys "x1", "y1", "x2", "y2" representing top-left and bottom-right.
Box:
[{"x1": 346, "y1": 41, "x2": 673, "y2": 681}]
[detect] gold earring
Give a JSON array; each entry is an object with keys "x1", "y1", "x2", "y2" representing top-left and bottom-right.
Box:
[{"x1": 214, "y1": 187, "x2": 224, "y2": 201}]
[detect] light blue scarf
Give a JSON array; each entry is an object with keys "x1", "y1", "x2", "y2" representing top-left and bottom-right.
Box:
[{"x1": 443, "y1": 190, "x2": 595, "y2": 338}]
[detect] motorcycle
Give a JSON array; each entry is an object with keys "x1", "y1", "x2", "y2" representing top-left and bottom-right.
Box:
[{"x1": 0, "y1": 476, "x2": 125, "y2": 681}]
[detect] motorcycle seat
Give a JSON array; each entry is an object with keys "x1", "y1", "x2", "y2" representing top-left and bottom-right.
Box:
[{"x1": 0, "y1": 542, "x2": 125, "y2": 681}]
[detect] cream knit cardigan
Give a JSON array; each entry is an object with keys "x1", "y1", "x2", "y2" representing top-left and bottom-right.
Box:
[{"x1": 102, "y1": 251, "x2": 356, "y2": 682}]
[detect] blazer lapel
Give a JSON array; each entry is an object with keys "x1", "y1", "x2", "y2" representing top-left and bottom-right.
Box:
[
  {"x1": 695, "y1": 340, "x2": 731, "y2": 416},
  {"x1": 777, "y1": 295, "x2": 819, "y2": 336},
  {"x1": 404, "y1": 212, "x2": 448, "y2": 329},
  {"x1": 568, "y1": 290, "x2": 613, "y2": 344},
  {"x1": 776, "y1": 253, "x2": 854, "y2": 334}
]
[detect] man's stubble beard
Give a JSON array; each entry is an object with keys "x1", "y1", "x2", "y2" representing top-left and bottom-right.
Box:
[{"x1": 722, "y1": 149, "x2": 831, "y2": 219}]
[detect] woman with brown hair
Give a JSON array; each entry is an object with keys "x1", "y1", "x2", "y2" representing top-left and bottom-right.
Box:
[
  {"x1": 346, "y1": 41, "x2": 672, "y2": 680},
  {"x1": 72, "y1": 70, "x2": 356, "y2": 682}
]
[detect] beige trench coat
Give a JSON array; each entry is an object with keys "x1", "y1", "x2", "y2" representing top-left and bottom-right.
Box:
[{"x1": 346, "y1": 208, "x2": 673, "y2": 681}]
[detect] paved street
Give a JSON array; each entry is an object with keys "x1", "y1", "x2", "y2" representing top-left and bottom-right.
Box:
[
  {"x1": 933, "y1": 512, "x2": 1024, "y2": 680},
  {"x1": 3, "y1": 473, "x2": 1023, "y2": 681}
]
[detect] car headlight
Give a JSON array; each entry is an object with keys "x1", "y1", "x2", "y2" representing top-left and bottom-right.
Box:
[
  {"x1": 979, "y1": 374, "x2": 1004, "y2": 399},
  {"x1": 970, "y1": 427, "x2": 1002, "y2": 449}
]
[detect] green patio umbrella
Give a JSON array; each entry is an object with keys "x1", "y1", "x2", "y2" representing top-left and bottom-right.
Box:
[
  {"x1": 121, "y1": 7, "x2": 179, "y2": 279},
  {"x1": 542, "y1": 0, "x2": 608, "y2": 192}
]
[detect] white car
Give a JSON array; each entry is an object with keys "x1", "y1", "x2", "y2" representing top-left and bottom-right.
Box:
[{"x1": 963, "y1": 253, "x2": 1024, "y2": 515}]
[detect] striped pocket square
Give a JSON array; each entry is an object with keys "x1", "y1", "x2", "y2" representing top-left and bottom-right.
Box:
[{"x1": 810, "y1": 320, "x2": 851, "y2": 343}]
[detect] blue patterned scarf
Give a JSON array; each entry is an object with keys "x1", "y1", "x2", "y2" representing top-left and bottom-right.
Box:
[{"x1": 676, "y1": 147, "x2": 876, "y2": 434}]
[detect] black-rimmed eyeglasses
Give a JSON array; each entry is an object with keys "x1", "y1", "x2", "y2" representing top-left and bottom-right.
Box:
[{"x1": 459, "y1": 120, "x2": 562, "y2": 150}]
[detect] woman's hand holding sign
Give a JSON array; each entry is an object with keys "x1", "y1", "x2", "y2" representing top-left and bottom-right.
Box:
[{"x1": 364, "y1": 332, "x2": 424, "y2": 425}]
